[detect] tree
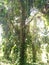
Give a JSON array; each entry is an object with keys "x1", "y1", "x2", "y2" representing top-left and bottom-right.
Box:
[{"x1": 0, "y1": 0, "x2": 49, "y2": 65}]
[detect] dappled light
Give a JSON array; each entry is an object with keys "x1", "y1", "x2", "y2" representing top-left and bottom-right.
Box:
[
  {"x1": 41, "y1": 44, "x2": 48, "y2": 63},
  {"x1": 0, "y1": 0, "x2": 49, "y2": 65}
]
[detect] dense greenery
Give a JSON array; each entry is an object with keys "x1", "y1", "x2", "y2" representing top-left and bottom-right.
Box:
[{"x1": 0, "y1": 0, "x2": 49, "y2": 65}]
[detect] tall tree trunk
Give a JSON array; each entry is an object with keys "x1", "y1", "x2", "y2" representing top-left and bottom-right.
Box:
[
  {"x1": 19, "y1": 0, "x2": 33, "y2": 65},
  {"x1": 19, "y1": 0, "x2": 26, "y2": 65}
]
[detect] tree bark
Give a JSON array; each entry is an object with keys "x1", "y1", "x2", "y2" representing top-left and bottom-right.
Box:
[{"x1": 19, "y1": 0, "x2": 26, "y2": 65}]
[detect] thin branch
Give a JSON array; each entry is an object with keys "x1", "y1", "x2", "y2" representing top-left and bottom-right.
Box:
[{"x1": 25, "y1": 12, "x2": 39, "y2": 26}]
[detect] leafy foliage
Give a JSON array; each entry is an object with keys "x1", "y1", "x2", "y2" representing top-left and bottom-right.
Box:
[{"x1": 0, "y1": 0, "x2": 49, "y2": 65}]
